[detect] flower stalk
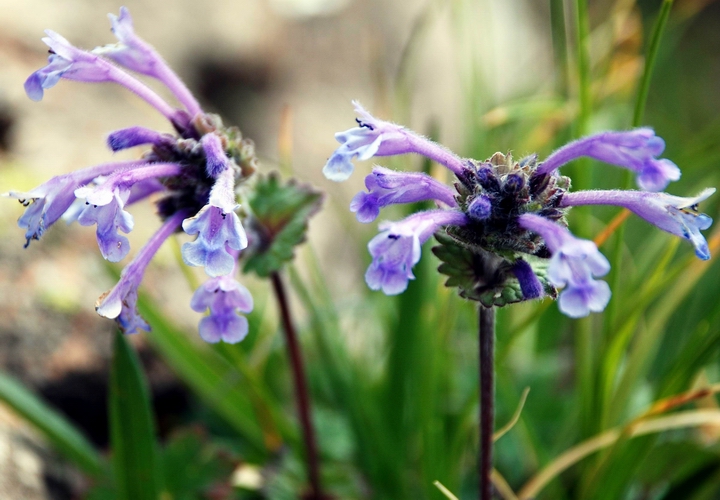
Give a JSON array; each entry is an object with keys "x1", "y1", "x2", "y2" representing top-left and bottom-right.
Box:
[
  {"x1": 270, "y1": 272, "x2": 324, "y2": 500},
  {"x1": 479, "y1": 306, "x2": 496, "y2": 500}
]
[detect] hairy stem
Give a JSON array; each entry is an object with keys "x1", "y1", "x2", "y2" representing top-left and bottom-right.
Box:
[
  {"x1": 271, "y1": 272, "x2": 323, "y2": 499},
  {"x1": 479, "y1": 306, "x2": 496, "y2": 500}
]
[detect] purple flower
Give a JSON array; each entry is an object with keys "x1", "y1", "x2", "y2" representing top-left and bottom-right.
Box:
[
  {"x1": 182, "y1": 168, "x2": 248, "y2": 277},
  {"x1": 11, "y1": 9, "x2": 262, "y2": 343},
  {"x1": 25, "y1": 28, "x2": 178, "y2": 120},
  {"x1": 74, "y1": 162, "x2": 181, "y2": 207},
  {"x1": 3, "y1": 161, "x2": 135, "y2": 246},
  {"x1": 107, "y1": 126, "x2": 171, "y2": 152},
  {"x1": 24, "y1": 30, "x2": 116, "y2": 101},
  {"x1": 538, "y1": 128, "x2": 681, "y2": 192},
  {"x1": 561, "y1": 188, "x2": 715, "y2": 260},
  {"x1": 350, "y1": 166, "x2": 457, "y2": 223},
  {"x1": 125, "y1": 178, "x2": 165, "y2": 204},
  {"x1": 93, "y1": 7, "x2": 202, "y2": 117},
  {"x1": 323, "y1": 101, "x2": 464, "y2": 182},
  {"x1": 73, "y1": 162, "x2": 181, "y2": 261},
  {"x1": 366, "y1": 210, "x2": 468, "y2": 295},
  {"x1": 96, "y1": 211, "x2": 187, "y2": 334},
  {"x1": 467, "y1": 195, "x2": 493, "y2": 221},
  {"x1": 519, "y1": 214, "x2": 610, "y2": 318},
  {"x1": 326, "y1": 100, "x2": 716, "y2": 318},
  {"x1": 512, "y1": 259, "x2": 544, "y2": 300},
  {"x1": 76, "y1": 187, "x2": 134, "y2": 262},
  {"x1": 190, "y1": 274, "x2": 254, "y2": 344},
  {"x1": 93, "y1": 7, "x2": 159, "y2": 76}
]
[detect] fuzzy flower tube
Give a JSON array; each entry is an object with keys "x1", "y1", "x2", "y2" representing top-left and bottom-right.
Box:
[
  {"x1": 5, "y1": 8, "x2": 261, "y2": 344},
  {"x1": 324, "y1": 101, "x2": 714, "y2": 318}
]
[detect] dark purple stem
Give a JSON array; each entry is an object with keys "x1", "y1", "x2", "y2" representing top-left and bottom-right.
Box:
[
  {"x1": 270, "y1": 272, "x2": 324, "y2": 500},
  {"x1": 479, "y1": 306, "x2": 495, "y2": 500}
]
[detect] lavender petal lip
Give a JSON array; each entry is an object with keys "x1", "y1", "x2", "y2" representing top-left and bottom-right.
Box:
[
  {"x1": 191, "y1": 273, "x2": 254, "y2": 344},
  {"x1": 519, "y1": 213, "x2": 611, "y2": 318},
  {"x1": 365, "y1": 210, "x2": 468, "y2": 295}
]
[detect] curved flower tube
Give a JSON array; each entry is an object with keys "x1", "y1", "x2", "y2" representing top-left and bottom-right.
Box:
[
  {"x1": 3, "y1": 160, "x2": 143, "y2": 246},
  {"x1": 561, "y1": 188, "x2": 715, "y2": 260},
  {"x1": 350, "y1": 166, "x2": 458, "y2": 223},
  {"x1": 538, "y1": 128, "x2": 680, "y2": 192},
  {"x1": 323, "y1": 101, "x2": 465, "y2": 181},
  {"x1": 96, "y1": 210, "x2": 188, "y2": 333},
  {"x1": 25, "y1": 30, "x2": 178, "y2": 121},
  {"x1": 93, "y1": 7, "x2": 202, "y2": 116}
]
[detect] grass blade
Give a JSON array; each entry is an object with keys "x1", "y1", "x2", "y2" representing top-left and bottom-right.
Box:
[
  {"x1": 0, "y1": 371, "x2": 104, "y2": 477},
  {"x1": 137, "y1": 297, "x2": 271, "y2": 454},
  {"x1": 519, "y1": 409, "x2": 720, "y2": 499},
  {"x1": 632, "y1": 0, "x2": 675, "y2": 127},
  {"x1": 110, "y1": 331, "x2": 162, "y2": 500}
]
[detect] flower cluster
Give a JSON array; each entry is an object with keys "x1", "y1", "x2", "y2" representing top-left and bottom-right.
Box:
[
  {"x1": 324, "y1": 101, "x2": 715, "y2": 318},
  {"x1": 5, "y1": 8, "x2": 259, "y2": 343}
]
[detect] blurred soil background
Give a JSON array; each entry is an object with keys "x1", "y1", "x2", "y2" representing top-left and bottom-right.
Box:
[{"x1": 0, "y1": 0, "x2": 718, "y2": 498}]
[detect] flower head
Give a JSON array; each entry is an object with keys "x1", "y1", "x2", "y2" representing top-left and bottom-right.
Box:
[
  {"x1": 8, "y1": 9, "x2": 260, "y2": 343},
  {"x1": 190, "y1": 274, "x2": 254, "y2": 344},
  {"x1": 326, "y1": 101, "x2": 714, "y2": 317}
]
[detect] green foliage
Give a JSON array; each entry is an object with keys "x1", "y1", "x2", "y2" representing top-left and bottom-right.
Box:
[
  {"x1": 244, "y1": 173, "x2": 323, "y2": 277},
  {"x1": 433, "y1": 231, "x2": 556, "y2": 307},
  {"x1": 137, "y1": 294, "x2": 282, "y2": 456},
  {"x1": 160, "y1": 430, "x2": 238, "y2": 500},
  {"x1": 0, "y1": 371, "x2": 104, "y2": 477},
  {"x1": 109, "y1": 332, "x2": 162, "y2": 500},
  {"x1": 85, "y1": 429, "x2": 242, "y2": 500}
]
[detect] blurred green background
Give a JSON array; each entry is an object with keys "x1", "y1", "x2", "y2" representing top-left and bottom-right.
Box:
[{"x1": 0, "y1": 0, "x2": 719, "y2": 498}]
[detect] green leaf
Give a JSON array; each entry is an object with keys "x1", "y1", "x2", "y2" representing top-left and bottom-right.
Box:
[
  {"x1": 161, "y1": 430, "x2": 236, "y2": 500},
  {"x1": 109, "y1": 332, "x2": 162, "y2": 500},
  {"x1": 244, "y1": 172, "x2": 323, "y2": 277},
  {"x1": 0, "y1": 371, "x2": 104, "y2": 477},
  {"x1": 432, "y1": 231, "x2": 556, "y2": 307}
]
